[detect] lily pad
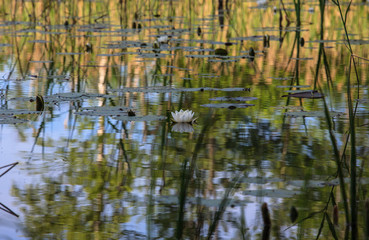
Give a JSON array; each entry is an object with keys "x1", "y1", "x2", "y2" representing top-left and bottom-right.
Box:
[
  {"x1": 97, "y1": 52, "x2": 137, "y2": 57},
  {"x1": 285, "y1": 111, "x2": 344, "y2": 117},
  {"x1": 155, "y1": 195, "x2": 251, "y2": 207},
  {"x1": 275, "y1": 106, "x2": 303, "y2": 110},
  {"x1": 287, "y1": 180, "x2": 332, "y2": 188},
  {"x1": 356, "y1": 99, "x2": 369, "y2": 103},
  {"x1": 208, "y1": 59, "x2": 238, "y2": 63},
  {"x1": 243, "y1": 189, "x2": 301, "y2": 198},
  {"x1": 110, "y1": 87, "x2": 249, "y2": 93},
  {"x1": 269, "y1": 77, "x2": 294, "y2": 80},
  {"x1": 276, "y1": 85, "x2": 310, "y2": 88},
  {"x1": 29, "y1": 60, "x2": 53, "y2": 63},
  {"x1": 48, "y1": 92, "x2": 112, "y2": 102},
  {"x1": 0, "y1": 109, "x2": 41, "y2": 115},
  {"x1": 288, "y1": 177, "x2": 369, "y2": 188},
  {"x1": 56, "y1": 52, "x2": 83, "y2": 55},
  {"x1": 290, "y1": 57, "x2": 313, "y2": 60},
  {"x1": 185, "y1": 54, "x2": 212, "y2": 59},
  {"x1": 75, "y1": 106, "x2": 132, "y2": 116},
  {"x1": 0, "y1": 43, "x2": 12, "y2": 47},
  {"x1": 230, "y1": 36, "x2": 262, "y2": 41},
  {"x1": 282, "y1": 90, "x2": 324, "y2": 99},
  {"x1": 0, "y1": 116, "x2": 28, "y2": 124},
  {"x1": 201, "y1": 103, "x2": 255, "y2": 109},
  {"x1": 28, "y1": 40, "x2": 50, "y2": 43},
  {"x1": 209, "y1": 97, "x2": 258, "y2": 101},
  {"x1": 114, "y1": 115, "x2": 167, "y2": 121},
  {"x1": 10, "y1": 93, "x2": 113, "y2": 104},
  {"x1": 306, "y1": 40, "x2": 337, "y2": 43},
  {"x1": 239, "y1": 177, "x2": 283, "y2": 184}
]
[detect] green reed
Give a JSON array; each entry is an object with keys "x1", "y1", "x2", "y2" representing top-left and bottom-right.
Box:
[{"x1": 322, "y1": 0, "x2": 364, "y2": 238}]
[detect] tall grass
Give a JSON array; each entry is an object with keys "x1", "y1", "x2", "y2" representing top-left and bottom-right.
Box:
[{"x1": 320, "y1": 0, "x2": 369, "y2": 238}]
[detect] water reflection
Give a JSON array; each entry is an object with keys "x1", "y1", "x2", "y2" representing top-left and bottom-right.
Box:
[
  {"x1": 171, "y1": 123, "x2": 194, "y2": 133},
  {"x1": 0, "y1": 0, "x2": 369, "y2": 239}
]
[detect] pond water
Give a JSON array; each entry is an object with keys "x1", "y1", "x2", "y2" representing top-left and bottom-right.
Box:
[{"x1": 0, "y1": 0, "x2": 369, "y2": 239}]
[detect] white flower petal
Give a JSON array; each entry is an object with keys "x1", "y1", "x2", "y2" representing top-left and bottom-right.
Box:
[{"x1": 171, "y1": 109, "x2": 196, "y2": 123}]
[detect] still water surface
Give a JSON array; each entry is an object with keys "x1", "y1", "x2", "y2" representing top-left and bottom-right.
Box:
[{"x1": 0, "y1": 0, "x2": 369, "y2": 239}]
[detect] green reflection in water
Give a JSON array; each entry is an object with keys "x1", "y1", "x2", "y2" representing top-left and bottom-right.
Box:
[{"x1": 0, "y1": 0, "x2": 368, "y2": 239}]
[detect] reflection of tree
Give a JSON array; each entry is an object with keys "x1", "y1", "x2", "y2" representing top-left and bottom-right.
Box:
[
  {"x1": 2, "y1": 0, "x2": 369, "y2": 239},
  {"x1": 12, "y1": 111, "x2": 135, "y2": 239},
  {"x1": 12, "y1": 154, "x2": 133, "y2": 239}
]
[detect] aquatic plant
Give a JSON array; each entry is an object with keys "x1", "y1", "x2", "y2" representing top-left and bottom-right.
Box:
[{"x1": 171, "y1": 109, "x2": 196, "y2": 123}]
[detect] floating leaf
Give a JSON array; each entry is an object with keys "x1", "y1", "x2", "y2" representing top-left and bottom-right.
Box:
[
  {"x1": 29, "y1": 60, "x2": 53, "y2": 63},
  {"x1": 209, "y1": 97, "x2": 257, "y2": 101},
  {"x1": 243, "y1": 189, "x2": 301, "y2": 198},
  {"x1": 166, "y1": 66, "x2": 192, "y2": 71},
  {"x1": 282, "y1": 90, "x2": 324, "y2": 99},
  {"x1": 185, "y1": 54, "x2": 211, "y2": 59},
  {"x1": 275, "y1": 106, "x2": 303, "y2": 110},
  {"x1": 342, "y1": 39, "x2": 369, "y2": 45},
  {"x1": 356, "y1": 99, "x2": 369, "y2": 103},
  {"x1": 230, "y1": 36, "x2": 262, "y2": 41},
  {"x1": 307, "y1": 39, "x2": 337, "y2": 43},
  {"x1": 28, "y1": 40, "x2": 50, "y2": 43},
  {"x1": 201, "y1": 103, "x2": 254, "y2": 109},
  {"x1": 9, "y1": 93, "x2": 114, "y2": 104},
  {"x1": 0, "y1": 116, "x2": 28, "y2": 124},
  {"x1": 114, "y1": 115, "x2": 166, "y2": 121},
  {"x1": 276, "y1": 85, "x2": 310, "y2": 89},
  {"x1": 0, "y1": 109, "x2": 41, "y2": 115},
  {"x1": 137, "y1": 53, "x2": 174, "y2": 58},
  {"x1": 285, "y1": 111, "x2": 344, "y2": 118},
  {"x1": 56, "y1": 52, "x2": 83, "y2": 55},
  {"x1": 48, "y1": 92, "x2": 112, "y2": 102},
  {"x1": 290, "y1": 57, "x2": 313, "y2": 60},
  {"x1": 0, "y1": 43, "x2": 12, "y2": 47},
  {"x1": 269, "y1": 77, "x2": 294, "y2": 81},
  {"x1": 239, "y1": 177, "x2": 283, "y2": 184},
  {"x1": 78, "y1": 106, "x2": 131, "y2": 111},
  {"x1": 110, "y1": 87, "x2": 249, "y2": 93},
  {"x1": 75, "y1": 106, "x2": 131, "y2": 116},
  {"x1": 287, "y1": 179, "x2": 331, "y2": 188},
  {"x1": 46, "y1": 75, "x2": 71, "y2": 80},
  {"x1": 209, "y1": 59, "x2": 238, "y2": 63},
  {"x1": 155, "y1": 195, "x2": 251, "y2": 207}
]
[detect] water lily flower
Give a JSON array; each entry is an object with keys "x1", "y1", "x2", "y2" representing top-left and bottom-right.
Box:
[
  {"x1": 171, "y1": 109, "x2": 197, "y2": 123},
  {"x1": 172, "y1": 123, "x2": 194, "y2": 133},
  {"x1": 157, "y1": 35, "x2": 170, "y2": 44}
]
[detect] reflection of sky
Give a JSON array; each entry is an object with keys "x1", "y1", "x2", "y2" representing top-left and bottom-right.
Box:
[
  {"x1": 0, "y1": 88, "x2": 361, "y2": 239},
  {"x1": 0, "y1": 9, "x2": 368, "y2": 238},
  {"x1": 0, "y1": 125, "x2": 40, "y2": 239}
]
